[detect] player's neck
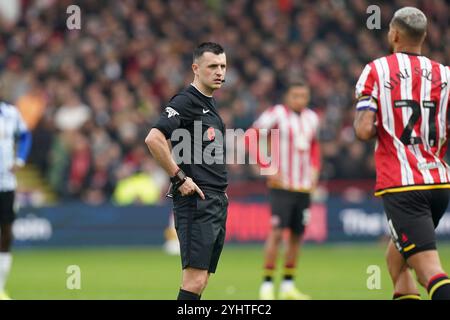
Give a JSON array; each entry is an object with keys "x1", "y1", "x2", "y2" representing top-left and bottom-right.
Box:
[
  {"x1": 191, "y1": 81, "x2": 213, "y2": 97},
  {"x1": 286, "y1": 104, "x2": 305, "y2": 114},
  {"x1": 394, "y1": 45, "x2": 422, "y2": 56}
]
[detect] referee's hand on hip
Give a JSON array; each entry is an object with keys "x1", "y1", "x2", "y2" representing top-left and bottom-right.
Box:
[{"x1": 178, "y1": 177, "x2": 205, "y2": 199}]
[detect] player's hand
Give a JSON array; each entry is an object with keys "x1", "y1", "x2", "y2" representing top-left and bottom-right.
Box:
[{"x1": 178, "y1": 177, "x2": 205, "y2": 199}]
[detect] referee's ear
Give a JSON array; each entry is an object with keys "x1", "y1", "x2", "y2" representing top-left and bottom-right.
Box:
[{"x1": 192, "y1": 63, "x2": 199, "y2": 76}]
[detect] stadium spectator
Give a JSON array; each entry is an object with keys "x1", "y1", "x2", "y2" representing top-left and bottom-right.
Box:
[
  {"x1": 0, "y1": 0, "x2": 447, "y2": 202},
  {"x1": 112, "y1": 164, "x2": 161, "y2": 206}
]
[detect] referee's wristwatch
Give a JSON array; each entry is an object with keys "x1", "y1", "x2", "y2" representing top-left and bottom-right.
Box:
[{"x1": 170, "y1": 169, "x2": 187, "y2": 191}]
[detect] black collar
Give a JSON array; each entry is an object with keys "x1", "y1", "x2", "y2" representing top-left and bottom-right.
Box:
[{"x1": 399, "y1": 51, "x2": 422, "y2": 56}]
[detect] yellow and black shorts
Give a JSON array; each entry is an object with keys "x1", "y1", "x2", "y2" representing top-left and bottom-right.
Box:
[{"x1": 382, "y1": 189, "x2": 449, "y2": 260}]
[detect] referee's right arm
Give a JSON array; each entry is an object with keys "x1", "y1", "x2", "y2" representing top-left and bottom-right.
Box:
[
  {"x1": 145, "y1": 128, "x2": 179, "y2": 177},
  {"x1": 145, "y1": 128, "x2": 205, "y2": 199}
]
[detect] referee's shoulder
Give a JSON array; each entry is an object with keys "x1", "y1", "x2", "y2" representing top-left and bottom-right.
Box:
[
  {"x1": 166, "y1": 90, "x2": 193, "y2": 111},
  {"x1": 168, "y1": 89, "x2": 190, "y2": 103}
]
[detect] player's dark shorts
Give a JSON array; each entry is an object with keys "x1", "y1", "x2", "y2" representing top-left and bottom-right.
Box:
[
  {"x1": 173, "y1": 191, "x2": 228, "y2": 273},
  {"x1": 382, "y1": 189, "x2": 450, "y2": 260},
  {"x1": 0, "y1": 191, "x2": 15, "y2": 224},
  {"x1": 269, "y1": 188, "x2": 311, "y2": 235}
]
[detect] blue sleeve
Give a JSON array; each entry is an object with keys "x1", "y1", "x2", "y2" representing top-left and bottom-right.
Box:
[{"x1": 17, "y1": 131, "x2": 32, "y2": 162}]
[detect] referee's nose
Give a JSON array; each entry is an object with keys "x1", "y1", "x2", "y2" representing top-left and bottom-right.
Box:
[{"x1": 216, "y1": 66, "x2": 225, "y2": 77}]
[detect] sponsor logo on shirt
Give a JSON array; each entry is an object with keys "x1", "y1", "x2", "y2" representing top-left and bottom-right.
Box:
[{"x1": 165, "y1": 107, "x2": 179, "y2": 118}]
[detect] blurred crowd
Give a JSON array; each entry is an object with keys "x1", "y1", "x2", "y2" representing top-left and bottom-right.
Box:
[{"x1": 0, "y1": 0, "x2": 448, "y2": 204}]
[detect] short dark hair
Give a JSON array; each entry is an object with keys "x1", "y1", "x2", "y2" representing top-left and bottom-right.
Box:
[
  {"x1": 193, "y1": 42, "x2": 224, "y2": 61},
  {"x1": 286, "y1": 79, "x2": 308, "y2": 90}
]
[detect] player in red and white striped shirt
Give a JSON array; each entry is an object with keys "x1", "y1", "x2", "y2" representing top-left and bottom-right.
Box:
[
  {"x1": 249, "y1": 80, "x2": 320, "y2": 300},
  {"x1": 354, "y1": 7, "x2": 450, "y2": 300},
  {"x1": 251, "y1": 98, "x2": 320, "y2": 192}
]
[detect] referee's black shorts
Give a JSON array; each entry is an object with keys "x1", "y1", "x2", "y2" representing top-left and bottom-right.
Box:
[
  {"x1": 269, "y1": 188, "x2": 311, "y2": 235},
  {"x1": 382, "y1": 189, "x2": 450, "y2": 260},
  {"x1": 0, "y1": 191, "x2": 15, "y2": 224},
  {"x1": 173, "y1": 191, "x2": 228, "y2": 274}
]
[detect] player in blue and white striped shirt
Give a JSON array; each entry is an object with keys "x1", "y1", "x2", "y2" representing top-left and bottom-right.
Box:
[{"x1": 0, "y1": 101, "x2": 32, "y2": 300}]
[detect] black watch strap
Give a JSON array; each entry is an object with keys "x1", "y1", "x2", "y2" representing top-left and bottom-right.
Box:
[{"x1": 170, "y1": 169, "x2": 187, "y2": 190}]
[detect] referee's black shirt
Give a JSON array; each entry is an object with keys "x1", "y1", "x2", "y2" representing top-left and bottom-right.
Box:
[{"x1": 153, "y1": 84, "x2": 228, "y2": 193}]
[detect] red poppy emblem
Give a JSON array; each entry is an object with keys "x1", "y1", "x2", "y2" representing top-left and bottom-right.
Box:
[
  {"x1": 207, "y1": 127, "x2": 215, "y2": 141},
  {"x1": 401, "y1": 233, "x2": 408, "y2": 243}
]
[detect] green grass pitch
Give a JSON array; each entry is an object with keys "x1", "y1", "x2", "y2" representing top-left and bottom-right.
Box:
[{"x1": 7, "y1": 242, "x2": 450, "y2": 300}]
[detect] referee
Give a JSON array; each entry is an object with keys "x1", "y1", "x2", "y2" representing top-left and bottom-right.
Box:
[
  {"x1": 0, "y1": 101, "x2": 32, "y2": 300},
  {"x1": 145, "y1": 42, "x2": 228, "y2": 300}
]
